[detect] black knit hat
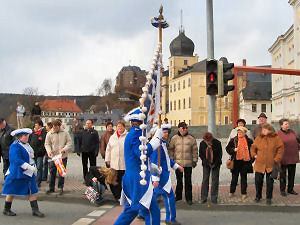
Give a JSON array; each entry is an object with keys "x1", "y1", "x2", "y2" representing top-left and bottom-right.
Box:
[
  {"x1": 236, "y1": 119, "x2": 246, "y2": 126},
  {"x1": 178, "y1": 122, "x2": 187, "y2": 128}
]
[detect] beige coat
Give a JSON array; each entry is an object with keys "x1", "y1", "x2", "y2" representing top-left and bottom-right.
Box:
[
  {"x1": 105, "y1": 130, "x2": 127, "y2": 170},
  {"x1": 45, "y1": 128, "x2": 72, "y2": 159},
  {"x1": 168, "y1": 132, "x2": 198, "y2": 167}
]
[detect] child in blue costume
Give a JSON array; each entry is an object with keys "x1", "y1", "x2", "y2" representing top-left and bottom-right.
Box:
[
  {"x1": 114, "y1": 108, "x2": 163, "y2": 225},
  {"x1": 150, "y1": 124, "x2": 183, "y2": 225},
  {"x1": 2, "y1": 128, "x2": 44, "y2": 217}
]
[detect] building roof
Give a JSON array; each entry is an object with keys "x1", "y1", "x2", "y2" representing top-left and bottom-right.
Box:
[
  {"x1": 268, "y1": 25, "x2": 293, "y2": 53},
  {"x1": 41, "y1": 99, "x2": 82, "y2": 112},
  {"x1": 120, "y1": 65, "x2": 143, "y2": 72},
  {"x1": 242, "y1": 81, "x2": 272, "y2": 101},
  {"x1": 174, "y1": 59, "x2": 206, "y2": 78},
  {"x1": 169, "y1": 30, "x2": 195, "y2": 57}
]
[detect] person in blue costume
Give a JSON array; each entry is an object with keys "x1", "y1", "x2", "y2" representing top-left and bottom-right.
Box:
[
  {"x1": 2, "y1": 128, "x2": 44, "y2": 217},
  {"x1": 150, "y1": 124, "x2": 183, "y2": 225},
  {"x1": 114, "y1": 108, "x2": 163, "y2": 225}
]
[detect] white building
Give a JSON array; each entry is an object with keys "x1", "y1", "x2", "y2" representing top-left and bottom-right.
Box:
[{"x1": 268, "y1": 0, "x2": 300, "y2": 122}]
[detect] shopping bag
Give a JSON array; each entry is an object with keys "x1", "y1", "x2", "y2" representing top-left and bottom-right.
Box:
[
  {"x1": 85, "y1": 186, "x2": 99, "y2": 203},
  {"x1": 52, "y1": 154, "x2": 67, "y2": 177}
]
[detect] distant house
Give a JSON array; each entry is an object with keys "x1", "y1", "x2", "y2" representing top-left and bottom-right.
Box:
[
  {"x1": 239, "y1": 68, "x2": 272, "y2": 125},
  {"x1": 40, "y1": 99, "x2": 82, "y2": 129}
]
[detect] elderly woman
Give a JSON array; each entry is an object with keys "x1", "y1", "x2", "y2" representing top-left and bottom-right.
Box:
[
  {"x1": 250, "y1": 123, "x2": 284, "y2": 205},
  {"x1": 226, "y1": 126, "x2": 253, "y2": 200},
  {"x1": 2, "y1": 128, "x2": 44, "y2": 217},
  {"x1": 277, "y1": 119, "x2": 299, "y2": 196},
  {"x1": 105, "y1": 120, "x2": 127, "y2": 201}
]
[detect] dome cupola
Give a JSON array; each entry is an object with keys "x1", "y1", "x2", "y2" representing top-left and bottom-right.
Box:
[{"x1": 169, "y1": 30, "x2": 194, "y2": 57}]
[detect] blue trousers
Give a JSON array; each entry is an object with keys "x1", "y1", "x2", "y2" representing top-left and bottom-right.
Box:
[
  {"x1": 35, "y1": 156, "x2": 43, "y2": 186},
  {"x1": 161, "y1": 189, "x2": 176, "y2": 222},
  {"x1": 114, "y1": 195, "x2": 160, "y2": 225}
]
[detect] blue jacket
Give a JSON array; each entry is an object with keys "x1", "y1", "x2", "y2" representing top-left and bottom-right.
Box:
[
  {"x1": 151, "y1": 140, "x2": 178, "y2": 194},
  {"x1": 7, "y1": 140, "x2": 32, "y2": 180},
  {"x1": 121, "y1": 126, "x2": 154, "y2": 210}
]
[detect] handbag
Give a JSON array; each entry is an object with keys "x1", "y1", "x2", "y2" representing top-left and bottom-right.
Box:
[
  {"x1": 226, "y1": 158, "x2": 234, "y2": 170},
  {"x1": 270, "y1": 162, "x2": 282, "y2": 180},
  {"x1": 85, "y1": 186, "x2": 99, "y2": 203}
]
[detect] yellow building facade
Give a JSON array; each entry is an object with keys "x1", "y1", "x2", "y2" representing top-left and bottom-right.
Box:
[
  {"x1": 162, "y1": 30, "x2": 233, "y2": 126},
  {"x1": 268, "y1": 0, "x2": 300, "y2": 122}
]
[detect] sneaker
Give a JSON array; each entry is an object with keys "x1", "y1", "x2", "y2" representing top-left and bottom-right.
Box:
[
  {"x1": 255, "y1": 197, "x2": 261, "y2": 203},
  {"x1": 46, "y1": 189, "x2": 55, "y2": 194},
  {"x1": 266, "y1": 199, "x2": 272, "y2": 205},
  {"x1": 186, "y1": 200, "x2": 192, "y2": 205},
  {"x1": 280, "y1": 191, "x2": 287, "y2": 197},
  {"x1": 288, "y1": 190, "x2": 298, "y2": 195},
  {"x1": 166, "y1": 220, "x2": 181, "y2": 225},
  {"x1": 200, "y1": 199, "x2": 207, "y2": 204}
]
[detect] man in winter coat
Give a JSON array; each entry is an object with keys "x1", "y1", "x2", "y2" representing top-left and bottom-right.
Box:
[
  {"x1": 168, "y1": 122, "x2": 198, "y2": 205},
  {"x1": 71, "y1": 117, "x2": 83, "y2": 153},
  {"x1": 78, "y1": 119, "x2": 100, "y2": 181},
  {"x1": 0, "y1": 118, "x2": 15, "y2": 177},
  {"x1": 29, "y1": 120, "x2": 47, "y2": 187},
  {"x1": 253, "y1": 113, "x2": 268, "y2": 139},
  {"x1": 45, "y1": 119, "x2": 72, "y2": 195}
]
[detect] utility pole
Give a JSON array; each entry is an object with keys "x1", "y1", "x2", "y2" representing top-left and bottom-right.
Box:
[{"x1": 206, "y1": 0, "x2": 216, "y2": 135}]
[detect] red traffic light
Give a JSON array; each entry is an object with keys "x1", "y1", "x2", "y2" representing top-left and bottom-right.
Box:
[{"x1": 209, "y1": 72, "x2": 216, "y2": 82}]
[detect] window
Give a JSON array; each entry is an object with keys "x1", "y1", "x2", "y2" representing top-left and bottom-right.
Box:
[
  {"x1": 183, "y1": 98, "x2": 186, "y2": 109},
  {"x1": 183, "y1": 80, "x2": 185, "y2": 89},
  {"x1": 224, "y1": 97, "x2": 229, "y2": 108},
  {"x1": 174, "y1": 83, "x2": 176, "y2": 91},
  {"x1": 178, "y1": 81, "x2": 180, "y2": 90},
  {"x1": 170, "y1": 61, "x2": 172, "y2": 67},
  {"x1": 178, "y1": 100, "x2": 181, "y2": 110},
  {"x1": 171, "y1": 120, "x2": 172, "y2": 126},
  {"x1": 252, "y1": 104, "x2": 257, "y2": 112},
  {"x1": 189, "y1": 97, "x2": 191, "y2": 108},
  {"x1": 252, "y1": 120, "x2": 257, "y2": 125},
  {"x1": 174, "y1": 100, "x2": 176, "y2": 110},
  {"x1": 170, "y1": 85, "x2": 172, "y2": 93},
  {"x1": 184, "y1": 60, "x2": 188, "y2": 65},
  {"x1": 199, "y1": 97, "x2": 205, "y2": 107},
  {"x1": 174, "y1": 120, "x2": 176, "y2": 126},
  {"x1": 189, "y1": 120, "x2": 191, "y2": 126},
  {"x1": 224, "y1": 116, "x2": 229, "y2": 125},
  {"x1": 188, "y1": 78, "x2": 191, "y2": 87},
  {"x1": 170, "y1": 101, "x2": 172, "y2": 111},
  {"x1": 261, "y1": 104, "x2": 266, "y2": 113}
]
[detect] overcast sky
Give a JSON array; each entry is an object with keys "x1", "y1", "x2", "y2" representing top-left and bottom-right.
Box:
[{"x1": 0, "y1": 0, "x2": 293, "y2": 96}]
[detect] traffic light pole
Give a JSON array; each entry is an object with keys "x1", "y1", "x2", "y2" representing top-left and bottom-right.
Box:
[{"x1": 206, "y1": 0, "x2": 216, "y2": 135}]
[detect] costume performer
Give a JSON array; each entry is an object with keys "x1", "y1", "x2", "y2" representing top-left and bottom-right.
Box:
[
  {"x1": 2, "y1": 128, "x2": 44, "y2": 217},
  {"x1": 114, "y1": 108, "x2": 163, "y2": 225},
  {"x1": 150, "y1": 124, "x2": 183, "y2": 225}
]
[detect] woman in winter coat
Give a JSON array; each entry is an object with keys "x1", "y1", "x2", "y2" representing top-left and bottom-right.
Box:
[
  {"x1": 226, "y1": 126, "x2": 253, "y2": 200},
  {"x1": 105, "y1": 120, "x2": 127, "y2": 201},
  {"x1": 277, "y1": 118, "x2": 300, "y2": 196},
  {"x1": 85, "y1": 166, "x2": 117, "y2": 205},
  {"x1": 199, "y1": 132, "x2": 222, "y2": 204},
  {"x1": 250, "y1": 123, "x2": 284, "y2": 205},
  {"x1": 2, "y1": 128, "x2": 44, "y2": 217}
]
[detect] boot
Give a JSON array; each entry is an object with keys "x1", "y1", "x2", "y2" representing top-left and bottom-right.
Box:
[
  {"x1": 30, "y1": 200, "x2": 44, "y2": 217},
  {"x1": 3, "y1": 201, "x2": 16, "y2": 216}
]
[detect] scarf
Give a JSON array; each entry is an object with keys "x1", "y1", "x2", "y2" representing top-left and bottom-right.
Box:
[
  {"x1": 236, "y1": 137, "x2": 250, "y2": 161},
  {"x1": 204, "y1": 141, "x2": 213, "y2": 164}
]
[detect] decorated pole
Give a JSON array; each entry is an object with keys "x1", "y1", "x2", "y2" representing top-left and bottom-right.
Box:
[{"x1": 151, "y1": 5, "x2": 168, "y2": 173}]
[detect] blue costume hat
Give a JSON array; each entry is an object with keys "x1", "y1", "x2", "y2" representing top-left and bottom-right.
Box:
[
  {"x1": 161, "y1": 123, "x2": 171, "y2": 130},
  {"x1": 11, "y1": 128, "x2": 32, "y2": 137},
  {"x1": 124, "y1": 107, "x2": 145, "y2": 122}
]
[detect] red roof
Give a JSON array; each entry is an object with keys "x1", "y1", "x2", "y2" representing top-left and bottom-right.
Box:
[{"x1": 40, "y1": 99, "x2": 82, "y2": 112}]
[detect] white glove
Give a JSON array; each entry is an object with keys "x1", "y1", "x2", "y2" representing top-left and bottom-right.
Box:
[
  {"x1": 153, "y1": 128, "x2": 163, "y2": 140},
  {"x1": 27, "y1": 165, "x2": 37, "y2": 174}
]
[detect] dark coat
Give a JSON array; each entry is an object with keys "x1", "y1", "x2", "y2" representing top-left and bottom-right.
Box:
[
  {"x1": 31, "y1": 105, "x2": 41, "y2": 116},
  {"x1": 79, "y1": 128, "x2": 100, "y2": 155},
  {"x1": 29, "y1": 128, "x2": 47, "y2": 158},
  {"x1": 226, "y1": 135, "x2": 253, "y2": 173},
  {"x1": 0, "y1": 124, "x2": 15, "y2": 159},
  {"x1": 85, "y1": 166, "x2": 106, "y2": 187},
  {"x1": 199, "y1": 138, "x2": 222, "y2": 168},
  {"x1": 277, "y1": 129, "x2": 299, "y2": 165}
]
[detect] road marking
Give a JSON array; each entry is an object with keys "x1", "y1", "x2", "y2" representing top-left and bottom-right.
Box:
[
  {"x1": 98, "y1": 204, "x2": 114, "y2": 209},
  {"x1": 87, "y1": 210, "x2": 106, "y2": 217},
  {"x1": 72, "y1": 218, "x2": 95, "y2": 225}
]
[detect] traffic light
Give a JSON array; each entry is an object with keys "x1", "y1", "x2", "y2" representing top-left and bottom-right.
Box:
[
  {"x1": 206, "y1": 59, "x2": 218, "y2": 95},
  {"x1": 218, "y1": 57, "x2": 235, "y2": 96}
]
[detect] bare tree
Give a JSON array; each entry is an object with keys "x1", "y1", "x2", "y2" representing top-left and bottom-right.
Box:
[
  {"x1": 95, "y1": 78, "x2": 112, "y2": 96},
  {"x1": 23, "y1": 87, "x2": 39, "y2": 96}
]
